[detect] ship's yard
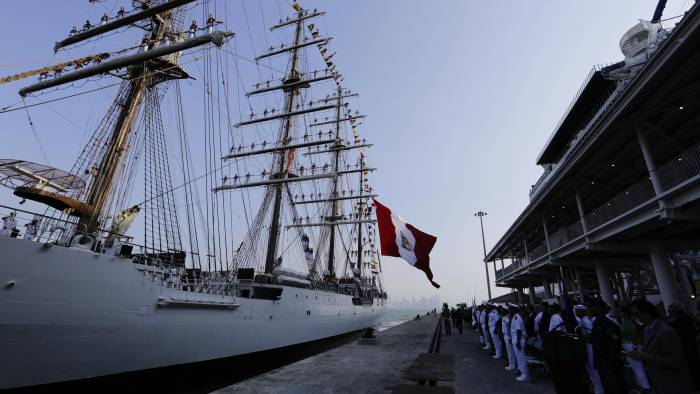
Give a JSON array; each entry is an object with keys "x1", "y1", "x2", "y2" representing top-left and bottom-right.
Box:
[{"x1": 3, "y1": 0, "x2": 700, "y2": 393}]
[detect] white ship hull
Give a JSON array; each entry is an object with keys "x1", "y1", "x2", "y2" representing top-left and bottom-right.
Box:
[{"x1": 0, "y1": 237, "x2": 385, "y2": 389}]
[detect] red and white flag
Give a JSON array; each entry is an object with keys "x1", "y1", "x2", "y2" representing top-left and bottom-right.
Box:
[{"x1": 373, "y1": 199, "x2": 439, "y2": 288}]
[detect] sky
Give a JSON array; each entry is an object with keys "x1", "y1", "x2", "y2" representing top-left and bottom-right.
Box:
[{"x1": 0, "y1": 0, "x2": 694, "y2": 305}]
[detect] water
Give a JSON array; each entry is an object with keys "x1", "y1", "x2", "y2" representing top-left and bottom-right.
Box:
[{"x1": 375, "y1": 308, "x2": 433, "y2": 332}]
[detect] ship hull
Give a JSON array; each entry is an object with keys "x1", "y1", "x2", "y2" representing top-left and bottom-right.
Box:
[{"x1": 0, "y1": 237, "x2": 384, "y2": 389}]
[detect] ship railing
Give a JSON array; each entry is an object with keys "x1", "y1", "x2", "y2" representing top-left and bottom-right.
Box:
[
  {"x1": 0, "y1": 203, "x2": 79, "y2": 243},
  {"x1": 500, "y1": 140, "x2": 700, "y2": 281}
]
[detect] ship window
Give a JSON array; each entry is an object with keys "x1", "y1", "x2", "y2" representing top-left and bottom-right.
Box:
[{"x1": 252, "y1": 286, "x2": 283, "y2": 300}]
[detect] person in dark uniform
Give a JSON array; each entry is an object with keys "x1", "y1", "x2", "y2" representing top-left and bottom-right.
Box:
[
  {"x1": 667, "y1": 302, "x2": 700, "y2": 390},
  {"x1": 443, "y1": 308, "x2": 451, "y2": 336},
  {"x1": 589, "y1": 299, "x2": 627, "y2": 394},
  {"x1": 454, "y1": 308, "x2": 463, "y2": 334}
]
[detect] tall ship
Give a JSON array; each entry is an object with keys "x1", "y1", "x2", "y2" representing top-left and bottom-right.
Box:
[{"x1": 0, "y1": 0, "x2": 386, "y2": 389}]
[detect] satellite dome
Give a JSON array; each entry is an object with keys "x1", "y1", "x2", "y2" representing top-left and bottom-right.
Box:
[{"x1": 620, "y1": 21, "x2": 652, "y2": 58}]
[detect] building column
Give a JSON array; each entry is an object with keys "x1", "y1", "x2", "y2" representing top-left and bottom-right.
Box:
[
  {"x1": 523, "y1": 240, "x2": 530, "y2": 264},
  {"x1": 575, "y1": 189, "x2": 589, "y2": 234},
  {"x1": 574, "y1": 266, "x2": 585, "y2": 303},
  {"x1": 542, "y1": 277, "x2": 553, "y2": 299},
  {"x1": 635, "y1": 125, "x2": 667, "y2": 208},
  {"x1": 542, "y1": 218, "x2": 551, "y2": 253},
  {"x1": 528, "y1": 282, "x2": 537, "y2": 304},
  {"x1": 650, "y1": 252, "x2": 682, "y2": 310},
  {"x1": 595, "y1": 262, "x2": 615, "y2": 308}
]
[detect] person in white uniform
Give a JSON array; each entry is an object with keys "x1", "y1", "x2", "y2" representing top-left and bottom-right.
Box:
[
  {"x1": 533, "y1": 302, "x2": 549, "y2": 351},
  {"x1": 574, "y1": 305, "x2": 604, "y2": 394},
  {"x1": 488, "y1": 305, "x2": 503, "y2": 359},
  {"x1": 511, "y1": 304, "x2": 530, "y2": 382},
  {"x1": 23, "y1": 219, "x2": 38, "y2": 240},
  {"x1": 548, "y1": 304, "x2": 567, "y2": 333},
  {"x1": 502, "y1": 305, "x2": 516, "y2": 371},
  {"x1": 480, "y1": 304, "x2": 491, "y2": 350},
  {"x1": 476, "y1": 306, "x2": 486, "y2": 347},
  {"x1": 1, "y1": 212, "x2": 17, "y2": 237}
]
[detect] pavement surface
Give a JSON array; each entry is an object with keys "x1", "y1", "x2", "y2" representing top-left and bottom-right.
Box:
[
  {"x1": 443, "y1": 327, "x2": 555, "y2": 394},
  {"x1": 217, "y1": 315, "x2": 438, "y2": 394},
  {"x1": 216, "y1": 316, "x2": 556, "y2": 394}
]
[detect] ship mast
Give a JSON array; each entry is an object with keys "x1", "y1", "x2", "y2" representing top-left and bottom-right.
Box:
[
  {"x1": 356, "y1": 156, "x2": 365, "y2": 279},
  {"x1": 213, "y1": 3, "x2": 378, "y2": 281},
  {"x1": 326, "y1": 86, "x2": 343, "y2": 277},
  {"x1": 13, "y1": 0, "x2": 228, "y2": 235},
  {"x1": 263, "y1": 10, "x2": 305, "y2": 274},
  {"x1": 79, "y1": 8, "x2": 171, "y2": 233}
]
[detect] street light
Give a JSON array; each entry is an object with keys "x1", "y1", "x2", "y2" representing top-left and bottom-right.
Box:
[{"x1": 474, "y1": 211, "x2": 491, "y2": 300}]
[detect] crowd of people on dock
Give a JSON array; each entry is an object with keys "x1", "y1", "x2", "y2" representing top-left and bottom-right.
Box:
[{"x1": 449, "y1": 298, "x2": 700, "y2": 394}]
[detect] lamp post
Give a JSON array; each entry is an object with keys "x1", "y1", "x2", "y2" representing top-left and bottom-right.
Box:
[{"x1": 474, "y1": 211, "x2": 491, "y2": 300}]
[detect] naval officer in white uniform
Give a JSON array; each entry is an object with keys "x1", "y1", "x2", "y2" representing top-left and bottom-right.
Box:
[
  {"x1": 480, "y1": 304, "x2": 491, "y2": 350},
  {"x1": 488, "y1": 305, "x2": 503, "y2": 359},
  {"x1": 502, "y1": 305, "x2": 516, "y2": 371},
  {"x1": 574, "y1": 305, "x2": 604, "y2": 394},
  {"x1": 511, "y1": 304, "x2": 530, "y2": 382}
]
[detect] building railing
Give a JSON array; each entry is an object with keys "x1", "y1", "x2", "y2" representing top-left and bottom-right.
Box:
[
  {"x1": 657, "y1": 144, "x2": 700, "y2": 191},
  {"x1": 498, "y1": 140, "x2": 700, "y2": 281},
  {"x1": 528, "y1": 242, "x2": 548, "y2": 262},
  {"x1": 496, "y1": 259, "x2": 524, "y2": 281},
  {"x1": 584, "y1": 179, "x2": 656, "y2": 230},
  {"x1": 530, "y1": 80, "x2": 625, "y2": 200}
]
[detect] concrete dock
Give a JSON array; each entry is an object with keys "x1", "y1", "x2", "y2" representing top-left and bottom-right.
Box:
[{"x1": 216, "y1": 316, "x2": 555, "y2": 394}]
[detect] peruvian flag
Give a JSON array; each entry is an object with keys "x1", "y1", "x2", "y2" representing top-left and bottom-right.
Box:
[{"x1": 373, "y1": 199, "x2": 439, "y2": 288}]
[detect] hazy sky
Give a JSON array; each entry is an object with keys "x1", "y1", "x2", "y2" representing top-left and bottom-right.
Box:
[{"x1": 0, "y1": 0, "x2": 694, "y2": 305}]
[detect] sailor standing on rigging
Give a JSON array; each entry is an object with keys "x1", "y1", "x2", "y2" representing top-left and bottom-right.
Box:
[
  {"x1": 206, "y1": 15, "x2": 221, "y2": 33},
  {"x1": 189, "y1": 20, "x2": 198, "y2": 38},
  {"x1": 141, "y1": 34, "x2": 152, "y2": 51}
]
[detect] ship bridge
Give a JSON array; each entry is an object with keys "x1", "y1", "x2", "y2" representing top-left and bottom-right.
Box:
[{"x1": 485, "y1": 3, "x2": 700, "y2": 310}]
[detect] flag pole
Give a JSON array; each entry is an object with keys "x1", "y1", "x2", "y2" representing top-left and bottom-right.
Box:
[{"x1": 474, "y1": 211, "x2": 492, "y2": 300}]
